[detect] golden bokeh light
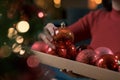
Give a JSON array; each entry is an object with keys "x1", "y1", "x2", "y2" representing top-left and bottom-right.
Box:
[
  {"x1": 16, "y1": 36, "x2": 24, "y2": 44},
  {"x1": 12, "y1": 43, "x2": 22, "y2": 53},
  {"x1": 54, "y1": 4, "x2": 61, "y2": 8},
  {"x1": 53, "y1": 0, "x2": 61, "y2": 4},
  {"x1": 0, "y1": 45, "x2": 11, "y2": 58},
  {"x1": 94, "y1": 0, "x2": 102, "y2": 4},
  {"x1": 8, "y1": 28, "x2": 18, "y2": 39},
  {"x1": 8, "y1": 28, "x2": 15, "y2": 34},
  {"x1": 88, "y1": 0, "x2": 98, "y2": 9},
  {"x1": 53, "y1": 0, "x2": 61, "y2": 8}
]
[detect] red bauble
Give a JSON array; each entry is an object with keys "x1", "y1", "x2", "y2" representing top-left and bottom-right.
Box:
[
  {"x1": 76, "y1": 49, "x2": 96, "y2": 65},
  {"x1": 94, "y1": 47, "x2": 114, "y2": 62},
  {"x1": 115, "y1": 52, "x2": 120, "y2": 61},
  {"x1": 52, "y1": 26, "x2": 75, "y2": 59},
  {"x1": 46, "y1": 47, "x2": 56, "y2": 55},
  {"x1": 31, "y1": 41, "x2": 56, "y2": 55},
  {"x1": 57, "y1": 48, "x2": 67, "y2": 58},
  {"x1": 53, "y1": 40, "x2": 65, "y2": 49},
  {"x1": 53, "y1": 27, "x2": 74, "y2": 45},
  {"x1": 66, "y1": 44, "x2": 77, "y2": 60},
  {"x1": 31, "y1": 41, "x2": 49, "y2": 53},
  {"x1": 96, "y1": 54, "x2": 118, "y2": 71},
  {"x1": 114, "y1": 52, "x2": 120, "y2": 72}
]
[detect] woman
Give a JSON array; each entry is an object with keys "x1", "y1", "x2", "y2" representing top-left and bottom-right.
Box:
[{"x1": 39, "y1": 0, "x2": 120, "y2": 53}]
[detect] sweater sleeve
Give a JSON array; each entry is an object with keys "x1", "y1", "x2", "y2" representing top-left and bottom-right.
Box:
[{"x1": 68, "y1": 10, "x2": 99, "y2": 43}]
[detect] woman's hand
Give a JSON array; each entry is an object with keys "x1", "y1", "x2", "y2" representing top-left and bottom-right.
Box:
[{"x1": 38, "y1": 23, "x2": 57, "y2": 49}]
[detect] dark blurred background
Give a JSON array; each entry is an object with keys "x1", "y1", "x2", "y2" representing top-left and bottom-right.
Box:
[{"x1": 0, "y1": 0, "x2": 102, "y2": 47}]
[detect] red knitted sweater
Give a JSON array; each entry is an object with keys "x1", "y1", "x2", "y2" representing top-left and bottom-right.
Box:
[{"x1": 68, "y1": 8, "x2": 120, "y2": 53}]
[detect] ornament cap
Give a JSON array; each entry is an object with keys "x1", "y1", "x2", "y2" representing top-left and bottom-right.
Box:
[{"x1": 61, "y1": 22, "x2": 65, "y2": 28}]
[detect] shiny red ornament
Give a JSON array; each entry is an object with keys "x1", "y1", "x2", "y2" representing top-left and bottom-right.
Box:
[
  {"x1": 46, "y1": 47, "x2": 56, "y2": 55},
  {"x1": 66, "y1": 44, "x2": 77, "y2": 60},
  {"x1": 115, "y1": 52, "x2": 120, "y2": 61},
  {"x1": 76, "y1": 49, "x2": 96, "y2": 65},
  {"x1": 52, "y1": 24, "x2": 76, "y2": 59},
  {"x1": 53, "y1": 27, "x2": 74, "y2": 46},
  {"x1": 114, "y1": 52, "x2": 120, "y2": 72},
  {"x1": 31, "y1": 41, "x2": 49, "y2": 53},
  {"x1": 96, "y1": 54, "x2": 118, "y2": 71},
  {"x1": 94, "y1": 47, "x2": 114, "y2": 62},
  {"x1": 57, "y1": 48, "x2": 67, "y2": 58},
  {"x1": 31, "y1": 41, "x2": 56, "y2": 55}
]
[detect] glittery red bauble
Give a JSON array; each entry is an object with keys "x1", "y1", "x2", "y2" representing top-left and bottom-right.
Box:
[
  {"x1": 76, "y1": 49, "x2": 96, "y2": 65},
  {"x1": 96, "y1": 54, "x2": 118, "y2": 71}
]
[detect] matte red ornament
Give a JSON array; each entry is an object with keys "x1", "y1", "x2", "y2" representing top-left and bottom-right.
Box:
[
  {"x1": 76, "y1": 49, "x2": 96, "y2": 65},
  {"x1": 96, "y1": 54, "x2": 118, "y2": 71}
]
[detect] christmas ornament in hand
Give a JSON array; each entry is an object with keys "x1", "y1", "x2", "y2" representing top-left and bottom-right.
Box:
[{"x1": 53, "y1": 23, "x2": 77, "y2": 60}]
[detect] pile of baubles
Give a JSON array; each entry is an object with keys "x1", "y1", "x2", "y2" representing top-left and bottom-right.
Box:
[{"x1": 31, "y1": 23, "x2": 120, "y2": 72}]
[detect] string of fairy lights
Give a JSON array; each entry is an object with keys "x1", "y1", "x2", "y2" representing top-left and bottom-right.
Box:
[
  {"x1": 7, "y1": 21, "x2": 30, "y2": 55},
  {"x1": 6, "y1": 20, "x2": 40, "y2": 68}
]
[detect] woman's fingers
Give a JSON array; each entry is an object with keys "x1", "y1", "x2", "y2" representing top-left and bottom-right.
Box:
[
  {"x1": 38, "y1": 23, "x2": 57, "y2": 49},
  {"x1": 44, "y1": 23, "x2": 57, "y2": 36},
  {"x1": 39, "y1": 33, "x2": 55, "y2": 49}
]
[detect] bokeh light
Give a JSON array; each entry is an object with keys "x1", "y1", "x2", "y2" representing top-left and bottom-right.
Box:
[
  {"x1": 38, "y1": 11, "x2": 44, "y2": 18},
  {"x1": 88, "y1": 0, "x2": 98, "y2": 9},
  {"x1": 12, "y1": 43, "x2": 22, "y2": 53},
  {"x1": 0, "y1": 45, "x2": 11, "y2": 58},
  {"x1": 53, "y1": 0, "x2": 61, "y2": 8},
  {"x1": 95, "y1": 0, "x2": 102, "y2": 4},
  {"x1": 8, "y1": 28, "x2": 18, "y2": 39},
  {"x1": 19, "y1": 49, "x2": 25, "y2": 55},
  {"x1": 16, "y1": 35, "x2": 24, "y2": 44},
  {"x1": 16, "y1": 21, "x2": 30, "y2": 33},
  {"x1": 27, "y1": 55, "x2": 40, "y2": 68}
]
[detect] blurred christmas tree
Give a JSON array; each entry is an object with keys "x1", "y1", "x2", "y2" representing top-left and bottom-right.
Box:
[
  {"x1": 0, "y1": 0, "x2": 44, "y2": 47},
  {"x1": 0, "y1": 1, "x2": 54, "y2": 80}
]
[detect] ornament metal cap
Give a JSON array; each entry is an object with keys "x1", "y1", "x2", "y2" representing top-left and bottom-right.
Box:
[{"x1": 61, "y1": 22, "x2": 65, "y2": 28}]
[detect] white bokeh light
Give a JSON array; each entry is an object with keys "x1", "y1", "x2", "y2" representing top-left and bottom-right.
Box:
[{"x1": 16, "y1": 21, "x2": 30, "y2": 33}]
